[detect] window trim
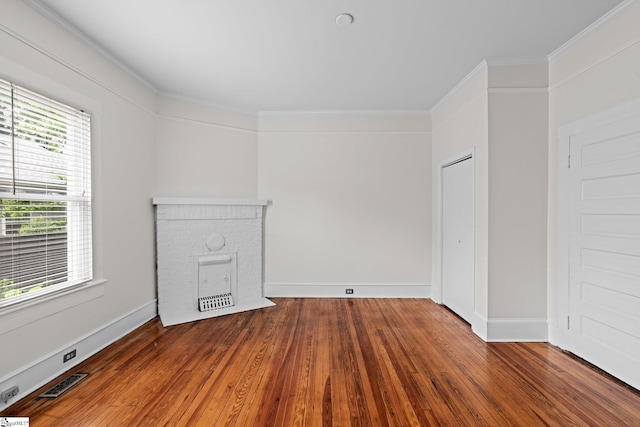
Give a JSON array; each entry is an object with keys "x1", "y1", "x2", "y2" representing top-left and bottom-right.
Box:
[
  {"x1": 0, "y1": 61, "x2": 105, "y2": 332},
  {"x1": 0, "y1": 79, "x2": 93, "y2": 305}
]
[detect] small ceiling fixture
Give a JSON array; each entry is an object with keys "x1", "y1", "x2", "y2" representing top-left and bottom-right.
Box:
[{"x1": 335, "y1": 13, "x2": 354, "y2": 27}]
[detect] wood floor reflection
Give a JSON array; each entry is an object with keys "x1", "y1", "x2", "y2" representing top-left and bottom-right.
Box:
[{"x1": 4, "y1": 298, "x2": 640, "y2": 426}]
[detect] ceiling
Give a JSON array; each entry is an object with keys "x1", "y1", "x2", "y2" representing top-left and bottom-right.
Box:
[{"x1": 31, "y1": 0, "x2": 623, "y2": 113}]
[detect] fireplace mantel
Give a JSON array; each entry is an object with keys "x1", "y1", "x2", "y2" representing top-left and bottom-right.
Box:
[
  {"x1": 152, "y1": 197, "x2": 269, "y2": 206},
  {"x1": 153, "y1": 198, "x2": 274, "y2": 326}
]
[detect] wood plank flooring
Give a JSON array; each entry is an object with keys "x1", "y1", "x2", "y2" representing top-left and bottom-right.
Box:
[{"x1": 3, "y1": 298, "x2": 640, "y2": 426}]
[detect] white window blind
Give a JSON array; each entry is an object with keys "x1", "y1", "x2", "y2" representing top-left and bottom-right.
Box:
[{"x1": 0, "y1": 78, "x2": 92, "y2": 306}]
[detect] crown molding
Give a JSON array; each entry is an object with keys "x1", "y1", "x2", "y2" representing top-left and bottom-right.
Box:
[
  {"x1": 158, "y1": 91, "x2": 260, "y2": 117},
  {"x1": 258, "y1": 109, "x2": 430, "y2": 116},
  {"x1": 25, "y1": 0, "x2": 159, "y2": 94},
  {"x1": 430, "y1": 60, "x2": 488, "y2": 113},
  {"x1": 548, "y1": 0, "x2": 639, "y2": 61},
  {"x1": 487, "y1": 87, "x2": 548, "y2": 94},
  {"x1": 485, "y1": 56, "x2": 548, "y2": 67}
]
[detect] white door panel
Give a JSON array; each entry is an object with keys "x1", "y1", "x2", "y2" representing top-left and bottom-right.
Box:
[
  {"x1": 442, "y1": 156, "x2": 474, "y2": 324},
  {"x1": 567, "y1": 111, "x2": 640, "y2": 390},
  {"x1": 581, "y1": 214, "x2": 640, "y2": 238}
]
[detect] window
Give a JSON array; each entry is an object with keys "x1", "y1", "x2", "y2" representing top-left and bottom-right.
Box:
[{"x1": 0, "y1": 78, "x2": 92, "y2": 306}]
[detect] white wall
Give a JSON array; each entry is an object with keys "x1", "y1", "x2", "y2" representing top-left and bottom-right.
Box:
[
  {"x1": 487, "y1": 92, "x2": 548, "y2": 319},
  {"x1": 487, "y1": 64, "x2": 548, "y2": 320},
  {"x1": 258, "y1": 112, "x2": 431, "y2": 290},
  {"x1": 0, "y1": 2, "x2": 157, "y2": 377},
  {"x1": 5, "y1": 0, "x2": 633, "y2": 392},
  {"x1": 431, "y1": 61, "x2": 549, "y2": 339},
  {"x1": 547, "y1": 1, "x2": 640, "y2": 330},
  {"x1": 155, "y1": 96, "x2": 259, "y2": 198},
  {"x1": 0, "y1": 3, "x2": 434, "y2": 388},
  {"x1": 431, "y1": 64, "x2": 490, "y2": 319}
]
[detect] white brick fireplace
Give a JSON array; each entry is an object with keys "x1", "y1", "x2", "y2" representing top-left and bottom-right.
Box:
[{"x1": 153, "y1": 198, "x2": 274, "y2": 326}]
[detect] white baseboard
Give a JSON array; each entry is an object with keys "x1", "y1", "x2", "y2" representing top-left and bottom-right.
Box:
[
  {"x1": 264, "y1": 282, "x2": 431, "y2": 298},
  {"x1": 548, "y1": 322, "x2": 571, "y2": 350},
  {"x1": 474, "y1": 316, "x2": 548, "y2": 342},
  {"x1": 159, "y1": 297, "x2": 275, "y2": 327},
  {"x1": 471, "y1": 312, "x2": 488, "y2": 341},
  {"x1": 0, "y1": 300, "x2": 157, "y2": 412}
]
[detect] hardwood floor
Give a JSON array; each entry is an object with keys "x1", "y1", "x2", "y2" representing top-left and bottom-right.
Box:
[{"x1": 3, "y1": 298, "x2": 640, "y2": 426}]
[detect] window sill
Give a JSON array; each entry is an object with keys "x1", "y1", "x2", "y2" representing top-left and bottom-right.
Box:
[{"x1": 0, "y1": 279, "x2": 106, "y2": 334}]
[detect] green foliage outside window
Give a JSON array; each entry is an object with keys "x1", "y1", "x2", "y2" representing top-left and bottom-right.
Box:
[
  {"x1": 0, "y1": 278, "x2": 43, "y2": 299},
  {"x1": 0, "y1": 200, "x2": 67, "y2": 235}
]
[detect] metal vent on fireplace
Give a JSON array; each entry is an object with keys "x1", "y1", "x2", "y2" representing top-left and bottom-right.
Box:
[{"x1": 199, "y1": 293, "x2": 234, "y2": 311}]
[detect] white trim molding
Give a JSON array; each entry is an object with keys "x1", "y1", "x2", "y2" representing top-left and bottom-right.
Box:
[
  {"x1": 547, "y1": 0, "x2": 639, "y2": 61},
  {"x1": 24, "y1": 0, "x2": 158, "y2": 93},
  {"x1": 257, "y1": 129, "x2": 431, "y2": 136},
  {"x1": 477, "y1": 316, "x2": 548, "y2": 342},
  {"x1": 471, "y1": 312, "x2": 488, "y2": 341},
  {"x1": 430, "y1": 60, "x2": 488, "y2": 113},
  {"x1": 258, "y1": 109, "x2": 431, "y2": 117},
  {"x1": 0, "y1": 280, "x2": 106, "y2": 335},
  {"x1": 156, "y1": 113, "x2": 259, "y2": 135},
  {"x1": 485, "y1": 56, "x2": 548, "y2": 67},
  {"x1": 549, "y1": 36, "x2": 640, "y2": 94},
  {"x1": 487, "y1": 87, "x2": 548, "y2": 94},
  {"x1": 152, "y1": 197, "x2": 269, "y2": 206},
  {"x1": 264, "y1": 283, "x2": 431, "y2": 299},
  {"x1": 558, "y1": 97, "x2": 640, "y2": 139},
  {"x1": 0, "y1": 300, "x2": 157, "y2": 411},
  {"x1": 548, "y1": 323, "x2": 571, "y2": 351},
  {"x1": 0, "y1": 20, "x2": 155, "y2": 116}
]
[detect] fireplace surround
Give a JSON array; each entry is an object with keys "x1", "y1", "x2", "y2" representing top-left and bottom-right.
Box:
[{"x1": 153, "y1": 198, "x2": 274, "y2": 326}]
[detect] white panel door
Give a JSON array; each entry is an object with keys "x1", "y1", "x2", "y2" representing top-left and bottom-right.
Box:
[
  {"x1": 442, "y1": 157, "x2": 474, "y2": 324},
  {"x1": 568, "y1": 113, "x2": 640, "y2": 390}
]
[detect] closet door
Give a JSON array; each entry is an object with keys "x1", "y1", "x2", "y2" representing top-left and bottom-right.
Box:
[{"x1": 442, "y1": 156, "x2": 474, "y2": 324}]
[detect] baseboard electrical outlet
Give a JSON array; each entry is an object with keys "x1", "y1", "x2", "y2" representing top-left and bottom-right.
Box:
[
  {"x1": 1, "y1": 386, "x2": 19, "y2": 403},
  {"x1": 63, "y1": 349, "x2": 76, "y2": 363}
]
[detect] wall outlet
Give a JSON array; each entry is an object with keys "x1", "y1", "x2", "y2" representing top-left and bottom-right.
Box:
[
  {"x1": 1, "y1": 386, "x2": 19, "y2": 403},
  {"x1": 63, "y1": 349, "x2": 76, "y2": 363},
  {"x1": 345, "y1": 289, "x2": 354, "y2": 294}
]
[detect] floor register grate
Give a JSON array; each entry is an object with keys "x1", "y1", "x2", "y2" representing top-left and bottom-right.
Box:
[
  {"x1": 199, "y1": 293, "x2": 234, "y2": 311},
  {"x1": 39, "y1": 373, "x2": 88, "y2": 398}
]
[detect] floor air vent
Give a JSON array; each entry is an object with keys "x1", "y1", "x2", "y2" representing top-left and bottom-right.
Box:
[
  {"x1": 199, "y1": 293, "x2": 234, "y2": 311},
  {"x1": 39, "y1": 373, "x2": 88, "y2": 398}
]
